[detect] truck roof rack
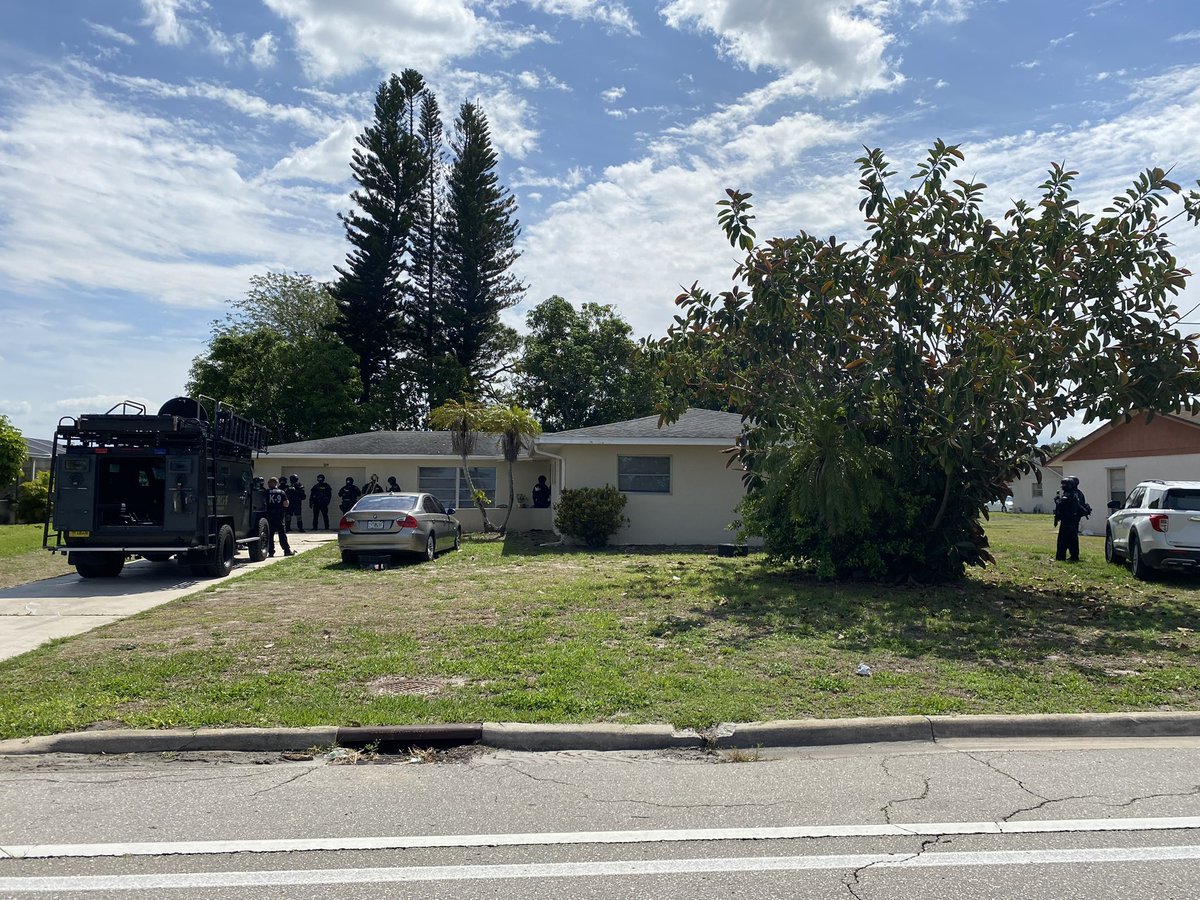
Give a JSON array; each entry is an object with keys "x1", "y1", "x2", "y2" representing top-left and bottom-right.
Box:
[{"x1": 54, "y1": 397, "x2": 268, "y2": 458}]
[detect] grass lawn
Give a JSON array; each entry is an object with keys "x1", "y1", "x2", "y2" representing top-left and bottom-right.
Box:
[
  {"x1": 0, "y1": 524, "x2": 62, "y2": 591},
  {"x1": 2, "y1": 514, "x2": 1199, "y2": 738}
]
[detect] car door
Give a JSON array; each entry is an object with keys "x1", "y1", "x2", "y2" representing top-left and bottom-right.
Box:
[
  {"x1": 422, "y1": 495, "x2": 444, "y2": 549},
  {"x1": 1113, "y1": 486, "x2": 1145, "y2": 554}
]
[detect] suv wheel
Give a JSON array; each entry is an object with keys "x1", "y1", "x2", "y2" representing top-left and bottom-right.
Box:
[
  {"x1": 1129, "y1": 535, "x2": 1153, "y2": 581},
  {"x1": 1104, "y1": 529, "x2": 1122, "y2": 565}
]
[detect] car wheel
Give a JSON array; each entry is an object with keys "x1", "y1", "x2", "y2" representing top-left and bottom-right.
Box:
[
  {"x1": 1104, "y1": 529, "x2": 1122, "y2": 565},
  {"x1": 424, "y1": 532, "x2": 436, "y2": 562},
  {"x1": 248, "y1": 517, "x2": 269, "y2": 562},
  {"x1": 452, "y1": 527, "x2": 462, "y2": 551},
  {"x1": 1129, "y1": 535, "x2": 1152, "y2": 581},
  {"x1": 341, "y1": 550, "x2": 356, "y2": 566},
  {"x1": 204, "y1": 525, "x2": 236, "y2": 578}
]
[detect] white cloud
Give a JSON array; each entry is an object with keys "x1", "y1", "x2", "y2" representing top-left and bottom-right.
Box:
[
  {"x1": 1169, "y1": 30, "x2": 1200, "y2": 43},
  {"x1": 140, "y1": 0, "x2": 191, "y2": 46},
  {"x1": 261, "y1": 0, "x2": 546, "y2": 80},
  {"x1": 85, "y1": 21, "x2": 138, "y2": 46},
  {"x1": 661, "y1": 0, "x2": 903, "y2": 97},
  {"x1": 269, "y1": 119, "x2": 361, "y2": 184},
  {"x1": 511, "y1": 165, "x2": 589, "y2": 191},
  {"x1": 908, "y1": 0, "x2": 972, "y2": 25},
  {"x1": 525, "y1": 0, "x2": 638, "y2": 33},
  {"x1": 601, "y1": 85, "x2": 626, "y2": 102},
  {"x1": 250, "y1": 33, "x2": 278, "y2": 68}
]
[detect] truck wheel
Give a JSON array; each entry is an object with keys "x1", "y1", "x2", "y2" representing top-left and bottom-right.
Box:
[
  {"x1": 204, "y1": 525, "x2": 235, "y2": 578},
  {"x1": 248, "y1": 518, "x2": 269, "y2": 562},
  {"x1": 75, "y1": 555, "x2": 125, "y2": 578},
  {"x1": 1129, "y1": 535, "x2": 1153, "y2": 581}
]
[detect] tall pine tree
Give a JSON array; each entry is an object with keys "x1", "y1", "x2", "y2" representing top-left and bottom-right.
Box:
[
  {"x1": 439, "y1": 101, "x2": 524, "y2": 399},
  {"x1": 329, "y1": 70, "x2": 426, "y2": 407}
]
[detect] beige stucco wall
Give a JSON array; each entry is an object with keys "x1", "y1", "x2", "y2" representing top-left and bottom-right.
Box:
[
  {"x1": 1010, "y1": 453, "x2": 1200, "y2": 534},
  {"x1": 551, "y1": 443, "x2": 746, "y2": 545},
  {"x1": 262, "y1": 454, "x2": 551, "y2": 532}
]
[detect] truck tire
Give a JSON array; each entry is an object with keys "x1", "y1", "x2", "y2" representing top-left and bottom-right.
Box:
[
  {"x1": 248, "y1": 517, "x2": 269, "y2": 562},
  {"x1": 75, "y1": 555, "x2": 125, "y2": 578},
  {"x1": 204, "y1": 525, "x2": 235, "y2": 578}
]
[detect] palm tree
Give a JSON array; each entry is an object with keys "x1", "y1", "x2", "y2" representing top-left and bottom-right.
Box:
[
  {"x1": 482, "y1": 405, "x2": 542, "y2": 533},
  {"x1": 429, "y1": 398, "x2": 495, "y2": 532}
]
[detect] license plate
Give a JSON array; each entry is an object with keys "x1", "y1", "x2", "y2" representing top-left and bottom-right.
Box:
[
  {"x1": 68, "y1": 531, "x2": 91, "y2": 538},
  {"x1": 365, "y1": 520, "x2": 388, "y2": 530}
]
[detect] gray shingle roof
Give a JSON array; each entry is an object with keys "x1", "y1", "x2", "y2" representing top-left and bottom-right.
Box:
[
  {"x1": 540, "y1": 408, "x2": 742, "y2": 442},
  {"x1": 25, "y1": 438, "x2": 53, "y2": 458},
  {"x1": 267, "y1": 431, "x2": 521, "y2": 458}
]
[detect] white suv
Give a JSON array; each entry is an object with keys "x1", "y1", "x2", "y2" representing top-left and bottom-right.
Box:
[{"x1": 1105, "y1": 480, "x2": 1200, "y2": 579}]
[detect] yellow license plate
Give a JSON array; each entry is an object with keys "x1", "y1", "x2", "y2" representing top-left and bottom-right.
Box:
[{"x1": 68, "y1": 531, "x2": 91, "y2": 538}]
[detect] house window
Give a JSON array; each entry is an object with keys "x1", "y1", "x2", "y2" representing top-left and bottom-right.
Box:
[
  {"x1": 1107, "y1": 467, "x2": 1126, "y2": 505},
  {"x1": 1031, "y1": 481, "x2": 1043, "y2": 498},
  {"x1": 618, "y1": 456, "x2": 671, "y2": 493},
  {"x1": 418, "y1": 466, "x2": 496, "y2": 507}
]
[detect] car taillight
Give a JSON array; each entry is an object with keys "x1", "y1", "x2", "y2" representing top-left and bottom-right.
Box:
[
  {"x1": 1150, "y1": 514, "x2": 1169, "y2": 533},
  {"x1": 396, "y1": 514, "x2": 419, "y2": 529},
  {"x1": 338, "y1": 516, "x2": 354, "y2": 530}
]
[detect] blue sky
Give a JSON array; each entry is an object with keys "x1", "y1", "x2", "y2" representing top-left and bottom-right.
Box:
[{"x1": 2, "y1": 0, "x2": 1199, "y2": 440}]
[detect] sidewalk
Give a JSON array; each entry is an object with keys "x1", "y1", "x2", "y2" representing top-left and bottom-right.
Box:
[{"x1": 0, "y1": 532, "x2": 336, "y2": 662}]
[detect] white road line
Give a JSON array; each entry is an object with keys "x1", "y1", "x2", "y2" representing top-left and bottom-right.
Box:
[
  {"x1": 3, "y1": 816, "x2": 1200, "y2": 860},
  {"x1": 3, "y1": 845, "x2": 1200, "y2": 892}
]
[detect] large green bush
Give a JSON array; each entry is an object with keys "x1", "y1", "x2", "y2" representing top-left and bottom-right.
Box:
[
  {"x1": 16, "y1": 471, "x2": 50, "y2": 524},
  {"x1": 554, "y1": 486, "x2": 628, "y2": 548}
]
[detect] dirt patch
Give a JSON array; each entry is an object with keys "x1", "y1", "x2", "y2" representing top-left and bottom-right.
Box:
[{"x1": 366, "y1": 675, "x2": 470, "y2": 696}]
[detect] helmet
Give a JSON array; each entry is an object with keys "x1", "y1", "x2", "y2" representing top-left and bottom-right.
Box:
[
  {"x1": 316, "y1": 474, "x2": 325, "y2": 481},
  {"x1": 290, "y1": 474, "x2": 299, "y2": 482},
  {"x1": 346, "y1": 477, "x2": 354, "y2": 483}
]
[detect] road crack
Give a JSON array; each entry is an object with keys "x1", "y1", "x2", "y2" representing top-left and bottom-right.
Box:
[{"x1": 844, "y1": 834, "x2": 946, "y2": 899}]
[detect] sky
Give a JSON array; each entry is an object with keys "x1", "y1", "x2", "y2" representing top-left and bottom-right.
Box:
[{"x1": 1, "y1": 0, "x2": 1199, "y2": 441}]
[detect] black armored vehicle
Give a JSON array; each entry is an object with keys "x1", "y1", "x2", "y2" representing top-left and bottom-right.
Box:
[{"x1": 44, "y1": 397, "x2": 270, "y2": 579}]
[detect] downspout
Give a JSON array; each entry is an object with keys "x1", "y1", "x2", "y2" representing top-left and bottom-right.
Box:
[{"x1": 533, "y1": 445, "x2": 566, "y2": 538}]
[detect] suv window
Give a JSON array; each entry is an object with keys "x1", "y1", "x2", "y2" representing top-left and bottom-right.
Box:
[
  {"x1": 1164, "y1": 489, "x2": 1200, "y2": 511},
  {"x1": 1147, "y1": 489, "x2": 1163, "y2": 510},
  {"x1": 1125, "y1": 487, "x2": 1146, "y2": 509}
]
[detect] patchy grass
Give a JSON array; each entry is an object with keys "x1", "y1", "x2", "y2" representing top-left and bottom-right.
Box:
[
  {"x1": 1, "y1": 514, "x2": 1198, "y2": 738},
  {"x1": 0, "y1": 525, "x2": 62, "y2": 590}
]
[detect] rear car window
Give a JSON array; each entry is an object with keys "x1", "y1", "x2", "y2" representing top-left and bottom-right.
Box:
[
  {"x1": 1163, "y1": 489, "x2": 1200, "y2": 511},
  {"x1": 353, "y1": 495, "x2": 416, "y2": 511}
]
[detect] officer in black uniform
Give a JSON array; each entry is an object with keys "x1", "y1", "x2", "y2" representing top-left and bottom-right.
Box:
[
  {"x1": 263, "y1": 477, "x2": 294, "y2": 557},
  {"x1": 386, "y1": 476, "x2": 400, "y2": 492},
  {"x1": 532, "y1": 475, "x2": 551, "y2": 508},
  {"x1": 1054, "y1": 476, "x2": 1091, "y2": 562},
  {"x1": 285, "y1": 474, "x2": 306, "y2": 533},
  {"x1": 338, "y1": 476, "x2": 361, "y2": 514},
  {"x1": 309, "y1": 473, "x2": 332, "y2": 530}
]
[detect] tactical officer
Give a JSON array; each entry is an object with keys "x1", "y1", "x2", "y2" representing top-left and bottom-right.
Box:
[
  {"x1": 338, "y1": 476, "x2": 361, "y2": 514},
  {"x1": 262, "y1": 477, "x2": 294, "y2": 557},
  {"x1": 532, "y1": 475, "x2": 551, "y2": 509},
  {"x1": 309, "y1": 473, "x2": 332, "y2": 530},
  {"x1": 1053, "y1": 476, "x2": 1092, "y2": 562},
  {"x1": 285, "y1": 474, "x2": 306, "y2": 533},
  {"x1": 364, "y1": 473, "x2": 384, "y2": 494},
  {"x1": 386, "y1": 476, "x2": 400, "y2": 492}
]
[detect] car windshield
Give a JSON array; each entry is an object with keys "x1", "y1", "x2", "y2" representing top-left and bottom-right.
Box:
[
  {"x1": 352, "y1": 495, "x2": 417, "y2": 511},
  {"x1": 1164, "y1": 489, "x2": 1200, "y2": 511}
]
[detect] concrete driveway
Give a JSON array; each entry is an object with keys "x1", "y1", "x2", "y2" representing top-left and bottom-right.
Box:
[{"x1": 0, "y1": 532, "x2": 335, "y2": 662}]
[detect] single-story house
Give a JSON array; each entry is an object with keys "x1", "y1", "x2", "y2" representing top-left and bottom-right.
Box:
[
  {"x1": 266, "y1": 408, "x2": 748, "y2": 545},
  {"x1": 1009, "y1": 412, "x2": 1200, "y2": 533},
  {"x1": 0, "y1": 437, "x2": 53, "y2": 525}
]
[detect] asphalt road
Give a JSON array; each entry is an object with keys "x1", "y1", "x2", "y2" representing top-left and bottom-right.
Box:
[
  {"x1": 0, "y1": 533, "x2": 336, "y2": 661},
  {"x1": 2, "y1": 737, "x2": 1199, "y2": 898}
]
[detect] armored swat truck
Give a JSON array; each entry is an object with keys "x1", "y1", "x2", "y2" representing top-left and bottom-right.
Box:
[{"x1": 44, "y1": 397, "x2": 271, "y2": 579}]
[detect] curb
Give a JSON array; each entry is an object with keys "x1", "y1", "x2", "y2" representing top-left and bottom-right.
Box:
[{"x1": 2, "y1": 712, "x2": 1199, "y2": 756}]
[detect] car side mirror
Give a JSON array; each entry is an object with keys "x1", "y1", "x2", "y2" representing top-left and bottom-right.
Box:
[
  {"x1": 445, "y1": 507, "x2": 455, "y2": 515},
  {"x1": 1107, "y1": 500, "x2": 1121, "y2": 510}
]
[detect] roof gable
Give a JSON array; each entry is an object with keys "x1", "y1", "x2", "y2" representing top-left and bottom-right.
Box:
[{"x1": 1052, "y1": 413, "x2": 1200, "y2": 463}]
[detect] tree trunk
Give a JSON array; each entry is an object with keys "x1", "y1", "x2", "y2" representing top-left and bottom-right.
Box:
[
  {"x1": 501, "y1": 458, "x2": 516, "y2": 533},
  {"x1": 460, "y1": 457, "x2": 493, "y2": 531}
]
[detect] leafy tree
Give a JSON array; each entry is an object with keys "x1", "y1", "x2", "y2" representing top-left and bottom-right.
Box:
[
  {"x1": 429, "y1": 398, "x2": 496, "y2": 531},
  {"x1": 16, "y1": 471, "x2": 50, "y2": 524},
  {"x1": 187, "y1": 273, "x2": 364, "y2": 443},
  {"x1": 440, "y1": 101, "x2": 524, "y2": 397},
  {"x1": 0, "y1": 414, "x2": 25, "y2": 491},
  {"x1": 664, "y1": 142, "x2": 1200, "y2": 581},
  {"x1": 514, "y1": 296, "x2": 661, "y2": 431},
  {"x1": 481, "y1": 405, "x2": 542, "y2": 533},
  {"x1": 330, "y1": 70, "x2": 427, "y2": 405}
]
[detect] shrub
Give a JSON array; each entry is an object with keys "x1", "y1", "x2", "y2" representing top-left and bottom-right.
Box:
[
  {"x1": 555, "y1": 485, "x2": 628, "y2": 548},
  {"x1": 17, "y1": 471, "x2": 50, "y2": 524}
]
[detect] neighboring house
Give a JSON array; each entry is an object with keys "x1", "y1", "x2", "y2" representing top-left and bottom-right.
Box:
[
  {"x1": 267, "y1": 408, "x2": 748, "y2": 545},
  {"x1": 1009, "y1": 413, "x2": 1200, "y2": 533}
]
